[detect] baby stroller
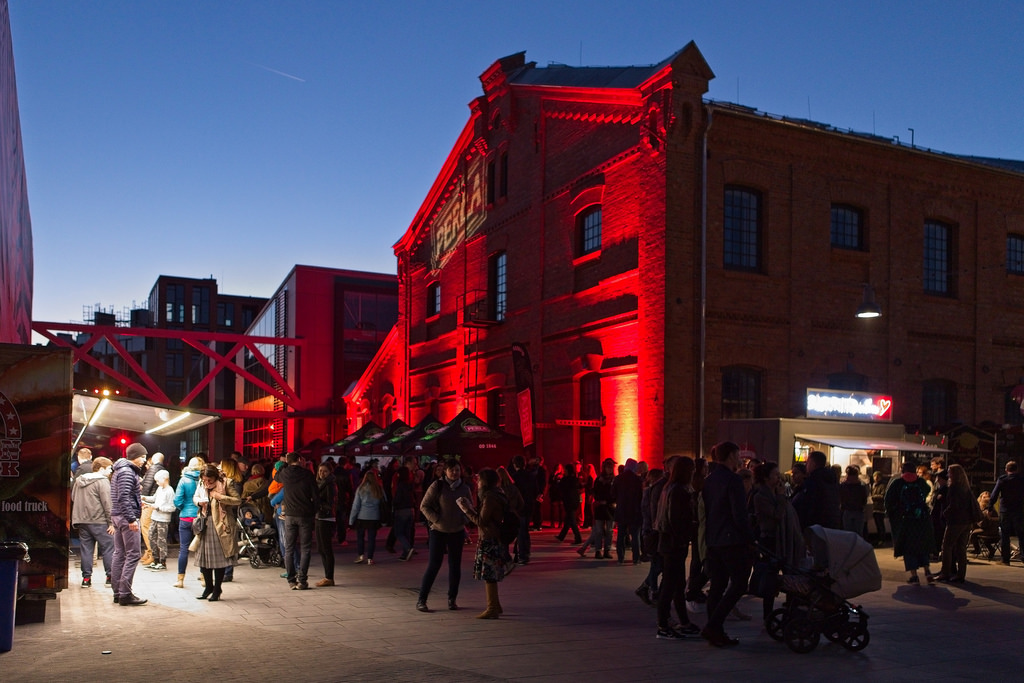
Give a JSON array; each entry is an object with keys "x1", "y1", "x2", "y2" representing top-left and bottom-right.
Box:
[
  {"x1": 237, "y1": 503, "x2": 283, "y2": 569},
  {"x1": 765, "y1": 525, "x2": 882, "y2": 654}
]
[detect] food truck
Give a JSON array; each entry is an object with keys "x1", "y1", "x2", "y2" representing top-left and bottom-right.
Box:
[{"x1": 0, "y1": 342, "x2": 218, "y2": 624}]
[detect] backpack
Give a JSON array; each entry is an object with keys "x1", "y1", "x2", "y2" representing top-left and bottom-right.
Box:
[
  {"x1": 498, "y1": 493, "x2": 520, "y2": 544},
  {"x1": 900, "y1": 480, "x2": 929, "y2": 520}
]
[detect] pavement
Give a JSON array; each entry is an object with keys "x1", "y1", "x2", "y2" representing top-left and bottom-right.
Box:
[{"x1": 3, "y1": 528, "x2": 1023, "y2": 682}]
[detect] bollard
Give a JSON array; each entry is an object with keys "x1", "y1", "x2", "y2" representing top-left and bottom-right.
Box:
[{"x1": 0, "y1": 541, "x2": 29, "y2": 653}]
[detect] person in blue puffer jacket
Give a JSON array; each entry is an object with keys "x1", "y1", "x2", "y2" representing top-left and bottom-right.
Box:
[
  {"x1": 350, "y1": 470, "x2": 385, "y2": 565},
  {"x1": 173, "y1": 458, "x2": 203, "y2": 588}
]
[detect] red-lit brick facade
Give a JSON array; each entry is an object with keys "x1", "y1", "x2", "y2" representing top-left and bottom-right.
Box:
[{"x1": 350, "y1": 42, "x2": 1024, "y2": 471}]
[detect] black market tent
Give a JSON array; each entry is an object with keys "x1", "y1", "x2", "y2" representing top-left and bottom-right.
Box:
[
  {"x1": 404, "y1": 408, "x2": 524, "y2": 470},
  {"x1": 361, "y1": 419, "x2": 412, "y2": 457},
  {"x1": 371, "y1": 419, "x2": 419, "y2": 456},
  {"x1": 322, "y1": 421, "x2": 383, "y2": 458},
  {"x1": 395, "y1": 413, "x2": 446, "y2": 456},
  {"x1": 348, "y1": 419, "x2": 410, "y2": 457}
]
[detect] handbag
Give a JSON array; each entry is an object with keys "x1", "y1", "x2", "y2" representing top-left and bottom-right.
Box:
[{"x1": 192, "y1": 514, "x2": 207, "y2": 536}]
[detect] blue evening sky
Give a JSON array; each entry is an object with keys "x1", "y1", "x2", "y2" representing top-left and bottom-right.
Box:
[{"x1": 10, "y1": 1, "x2": 1024, "y2": 327}]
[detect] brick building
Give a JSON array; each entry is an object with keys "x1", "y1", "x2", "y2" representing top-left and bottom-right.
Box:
[
  {"x1": 240, "y1": 266, "x2": 397, "y2": 460},
  {"x1": 348, "y1": 42, "x2": 1024, "y2": 471}
]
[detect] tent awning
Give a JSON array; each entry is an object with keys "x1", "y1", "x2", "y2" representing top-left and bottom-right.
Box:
[
  {"x1": 795, "y1": 434, "x2": 949, "y2": 453},
  {"x1": 73, "y1": 392, "x2": 220, "y2": 436}
]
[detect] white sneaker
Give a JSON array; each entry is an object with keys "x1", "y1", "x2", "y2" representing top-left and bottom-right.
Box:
[
  {"x1": 366, "y1": 558, "x2": 375, "y2": 566},
  {"x1": 354, "y1": 555, "x2": 365, "y2": 564},
  {"x1": 686, "y1": 600, "x2": 706, "y2": 614}
]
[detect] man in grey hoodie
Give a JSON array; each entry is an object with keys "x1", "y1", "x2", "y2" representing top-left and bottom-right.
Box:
[{"x1": 71, "y1": 456, "x2": 114, "y2": 588}]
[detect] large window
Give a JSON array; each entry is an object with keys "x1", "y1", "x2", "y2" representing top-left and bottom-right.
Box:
[
  {"x1": 488, "y1": 251, "x2": 507, "y2": 322},
  {"x1": 724, "y1": 187, "x2": 762, "y2": 271},
  {"x1": 923, "y1": 220, "x2": 955, "y2": 296},
  {"x1": 577, "y1": 206, "x2": 602, "y2": 256},
  {"x1": 922, "y1": 379, "x2": 957, "y2": 431},
  {"x1": 216, "y1": 302, "x2": 234, "y2": 328},
  {"x1": 426, "y1": 282, "x2": 441, "y2": 317},
  {"x1": 165, "y1": 284, "x2": 185, "y2": 323},
  {"x1": 722, "y1": 366, "x2": 762, "y2": 419},
  {"x1": 192, "y1": 286, "x2": 210, "y2": 326},
  {"x1": 831, "y1": 204, "x2": 865, "y2": 251},
  {"x1": 1008, "y1": 234, "x2": 1024, "y2": 275}
]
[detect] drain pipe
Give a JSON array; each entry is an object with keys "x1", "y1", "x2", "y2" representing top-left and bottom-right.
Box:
[{"x1": 698, "y1": 105, "x2": 712, "y2": 460}]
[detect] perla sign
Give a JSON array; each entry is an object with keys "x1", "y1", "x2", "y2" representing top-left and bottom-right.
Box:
[{"x1": 806, "y1": 388, "x2": 893, "y2": 422}]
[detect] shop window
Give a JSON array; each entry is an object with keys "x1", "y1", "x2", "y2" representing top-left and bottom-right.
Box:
[
  {"x1": 924, "y1": 220, "x2": 956, "y2": 296},
  {"x1": 831, "y1": 204, "x2": 865, "y2": 251},
  {"x1": 1008, "y1": 234, "x2": 1024, "y2": 275},
  {"x1": 488, "y1": 251, "x2": 507, "y2": 322},
  {"x1": 426, "y1": 282, "x2": 441, "y2": 318},
  {"x1": 722, "y1": 366, "x2": 762, "y2": 419},
  {"x1": 724, "y1": 186, "x2": 762, "y2": 271},
  {"x1": 577, "y1": 206, "x2": 602, "y2": 257},
  {"x1": 921, "y1": 379, "x2": 957, "y2": 431}
]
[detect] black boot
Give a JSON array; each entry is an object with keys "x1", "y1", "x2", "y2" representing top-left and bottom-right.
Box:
[{"x1": 197, "y1": 568, "x2": 214, "y2": 599}]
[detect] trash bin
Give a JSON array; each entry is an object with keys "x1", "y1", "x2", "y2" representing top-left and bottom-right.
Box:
[{"x1": 0, "y1": 541, "x2": 29, "y2": 653}]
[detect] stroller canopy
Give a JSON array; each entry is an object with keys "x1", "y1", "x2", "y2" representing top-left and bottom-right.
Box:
[{"x1": 805, "y1": 525, "x2": 882, "y2": 599}]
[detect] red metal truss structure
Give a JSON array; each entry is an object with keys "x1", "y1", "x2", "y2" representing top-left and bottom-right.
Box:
[{"x1": 32, "y1": 321, "x2": 303, "y2": 419}]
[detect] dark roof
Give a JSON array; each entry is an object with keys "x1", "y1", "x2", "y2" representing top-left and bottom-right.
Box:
[
  {"x1": 509, "y1": 49, "x2": 681, "y2": 89},
  {"x1": 954, "y1": 155, "x2": 1024, "y2": 174}
]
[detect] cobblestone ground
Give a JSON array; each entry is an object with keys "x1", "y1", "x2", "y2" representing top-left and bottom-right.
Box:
[{"x1": 4, "y1": 529, "x2": 1023, "y2": 681}]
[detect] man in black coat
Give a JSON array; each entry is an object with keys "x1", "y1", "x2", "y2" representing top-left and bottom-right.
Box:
[
  {"x1": 989, "y1": 460, "x2": 1024, "y2": 565},
  {"x1": 700, "y1": 441, "x2": 753, "y2": 647},
  {"x1": 793, "y1": 450, "x2": 842, "y2": 530},
  {"x1": 278, "y1": 452, "x2": 319, "y2": 590},
  {"x1": 612, "y1": 459, "x2": 643, "y2": 564},
  {"x1": 511, "y1": 455, "x2": 538, "y2": 564}
]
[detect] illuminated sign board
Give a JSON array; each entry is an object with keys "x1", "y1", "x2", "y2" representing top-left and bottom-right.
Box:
[{"x1": 806, "y1": 388, "x2": 893, "y2": 422}]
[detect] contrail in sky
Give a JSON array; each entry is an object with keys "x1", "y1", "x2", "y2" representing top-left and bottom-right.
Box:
[{"x1": 248, "y1": 62, "x2": 306, "y2": 82}]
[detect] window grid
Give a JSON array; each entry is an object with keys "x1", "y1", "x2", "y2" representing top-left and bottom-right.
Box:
[
  {"x1": 721, "y1": 367, "x2": 761, "y2": 419},
  {"x1": 1008, "y1": 235, "x2": 1024, "y2": 275},
  {"x1": 580, "y1": 373, "x2": 602, "y2": 420},
  {"x1": 724, "y1": 188, "x2": 761, "y2": 270},
  {"x1": 831, "y1": 205, "x2": 864, "y2": 250},
  {"x1": 922, "y1": 379, "x2": 956, "y2": 430},
  {"x1": 579, "y1": 207, "x2": 602, "y2": 256},
  {"x1": 923, "y1": 221, "x2": 952, "y2": 295}
]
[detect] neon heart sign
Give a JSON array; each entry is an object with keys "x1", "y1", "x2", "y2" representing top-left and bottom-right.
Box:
[{"x1": 806, "y1": 389, "x2": 894, "y2": 422}]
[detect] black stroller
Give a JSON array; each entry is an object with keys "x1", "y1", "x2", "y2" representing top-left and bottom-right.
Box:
[
  {"x1": 237, "y1": 503, "x2": 283, "y2": 569},
  {"x1": 764, "y1": 525, "x2": 882, "y2": 654}
]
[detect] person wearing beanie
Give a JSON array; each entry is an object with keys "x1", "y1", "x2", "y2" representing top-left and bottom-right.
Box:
[{"x1": 110, "y1": 442, "x2": 149, "y2": 606}]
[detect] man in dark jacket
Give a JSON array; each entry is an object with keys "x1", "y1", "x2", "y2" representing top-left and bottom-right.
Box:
[
  {"x1": 793, "y1": 451, "x2": 842, "y2": 530},
  {"x1": 613, "y1": 458, "x2": 643, "y2": 564},
  {"x1": 278, "y1": 452, "x2": 319, "y2": 590},
  {"x1": 700, "y1": 441, "x2": 753, "y2": 647},
  {"x1": 511, "y1": 455, "x2": 538, "y2": 564},
  {"x1": 110, "y1": 443, "x2": 148, "y2": 606},
  {"x1": 989, "y1": 460, "x2": 1024, "y2": 565}
]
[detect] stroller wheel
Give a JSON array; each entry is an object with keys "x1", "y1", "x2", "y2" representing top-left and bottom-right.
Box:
[
  {"x1": 766, "y1": 608, "x2": 788, "y2": 642},
  {"x1": 783, "y1": 617, "x2": 821, "y2": 654},
  {"x1": 268, "y1": 547, "x2": 283, "y2": 568},
  {"x1": 250, "y1": 554, "x2": 264, "y2": 569},
  {"x1": 841, "y1": 623, "x2": 870, "y2": 651}
]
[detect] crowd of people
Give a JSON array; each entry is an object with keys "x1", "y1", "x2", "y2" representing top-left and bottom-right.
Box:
[{"x1": 68, "y1": 442, "x2": 1023, "y2": 643}]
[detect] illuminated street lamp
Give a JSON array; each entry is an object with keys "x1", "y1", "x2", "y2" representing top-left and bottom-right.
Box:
[{"x1": 856, "y1": 284, "x2": 882, "y2": 318}]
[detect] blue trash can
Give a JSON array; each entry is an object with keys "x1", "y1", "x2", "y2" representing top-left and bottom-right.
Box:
[{"x1": 0, "y1": 541, "x2": 29, "y2": 653}]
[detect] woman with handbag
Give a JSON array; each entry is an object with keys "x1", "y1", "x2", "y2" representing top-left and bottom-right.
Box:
[{"x1": 193, "y1": 465, "x2": 241, "y2": 601}]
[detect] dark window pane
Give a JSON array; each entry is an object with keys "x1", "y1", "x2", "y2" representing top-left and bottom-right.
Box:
[
  {"x1": 1008, "y1": 235, "x2": 1024, "y2": 275},
  {"x1": 724, "y1": 188, "x2": 761, "y2": 270},
  {"x1": 579, "y1": 207, "x2": 602, "y2": 256},
  {"x1": 722, "y1": 366, "x2": 761, "y2": 419},
  {"x1": 924, "y1": 220, "x2": 952, "y2": 295},
  {"x1": 831, "y1": 205, "x2": 864, "y2": 250}
]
